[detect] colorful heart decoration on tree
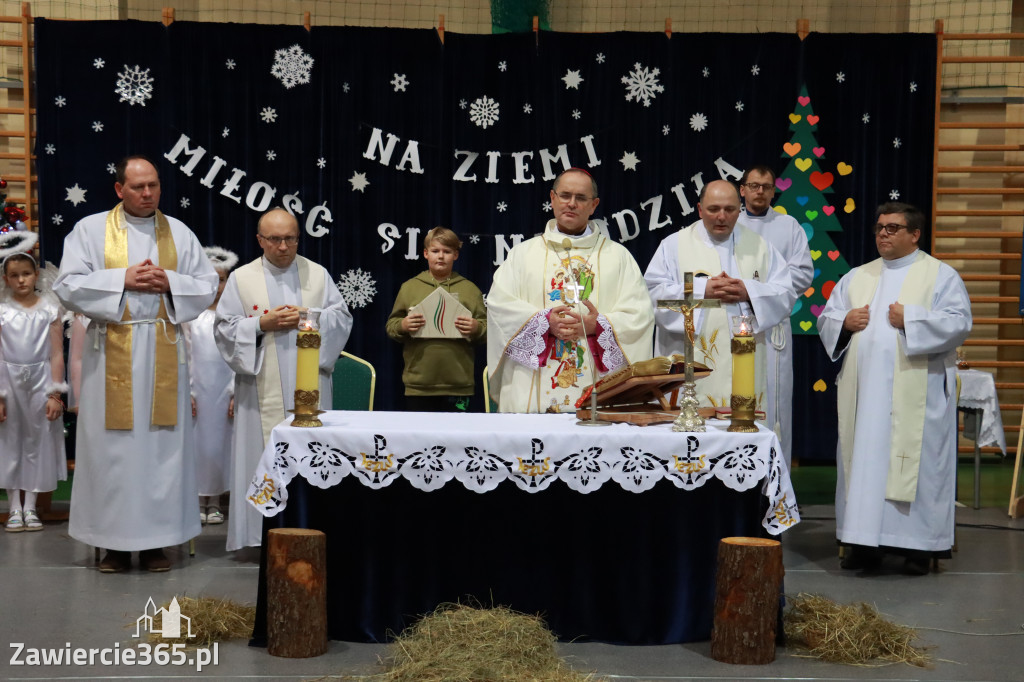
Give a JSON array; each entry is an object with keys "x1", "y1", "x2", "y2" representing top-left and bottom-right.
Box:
[
  {"x1": 813, "y1": 379, "x2": 827, "y2": 392},
  {"x1": 822, "y1": 205, "x2": 835, "y2": 216},
  {"x1": 804, "y1": 287, "x2": 815, "y2": 298},
  {"x1": 810, "y1": 249, "x2": 822, "y2": 260},
  {"x1": 801, "y1": 222, "x2": 814, "y2": 240},
  {"x1": 837, "y1": 162, "x2": 853, "y2": 175},
  {"x1": 775, "y1": 177, "x2": 792, "y2": 191},
  {"x1": 810, "y1": 304, "x2": 825, "y2": 316},
  {"x1": 798, "y1": 95, "x2": 811, "y2": 106},
  {"x1": 809, "y1": 171, "x2": 834, "y2": 190},
  {"x1": 792, "y1": 299, "x2": 803, "y2": 314},
  {"x1": 844, "y1": 198, "x2": 856, "y2": 213},
  {"x1": 796, "y1": 196, "x2": 809, "y2": 206},
  {"x1": 800, "y1": 321, "x2": 813, "y2": 332},
  {"x1": 812, "y1": 146, "x2": 825, "y2": 157},
  {"x1": 807, "y1": 115, "x2": 819, "y2": 125},
  {"x1": 822, "y1": 280, "x2": 836, "y2": 299},
  {"x1": 795, "y1": 158, "x2": 813, "y2": 172},
  {"x1": 789, "y1": 113, "x2": 802, "y2": 124},
  {"x1": 775, "y1": 206, "x2": 789, "y2": 215},
  {"x1": 805, "y1": 210, "x2": 819, "y2": 221},
  {"x1": 827, "y1": 250, "x2": 840, "y2": 261},
  {"x1": 783, "y1": 142, "x2": 801, "y2": 157}
]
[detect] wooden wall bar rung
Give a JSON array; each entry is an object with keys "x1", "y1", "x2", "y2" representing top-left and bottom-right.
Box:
[
  {"x1": 969, "y1": 296, "x2": 1021, "y2": 303},
  {"x1": 958, "y1": 446, "x2": 1008, "y2": 454},
  {"x1": 936, "y1": 210, "x2": 1024, "y2": 217},
  {"x1": 997, "y1": 382, "x2": 1024, "y2": 389},
  {"x1": 943, "y1": 32, "x2": 1024, "y2": 39},
  {"x1": 943, "y1": 55, "x2": 1024, "y2": 63},
  {"x1": 973, "y1": 317, "x2": 1024, "y2": 325},
  {"x1": 0, "y1": 39, "x2": 32, "y2": 47},
  {"x1": 963, "y1": 360, "x2": 1024, "y2": 368},
  {"x1": 0, "y1": 107, "x2": 34, "y2": 115},
  {"x1": 961, "y1": 274, "x2": 1019, "y2": 281},
  {"x1": 965, "y1": 339, "x2": 1024, "y2": 346},
  {"x1": 937, "y1": 188, "x2": 1024, "y2": 194},
  {"x1": 931, "y1": 253, "x2": 1020, "y2": 260},
  {"x1": 935, "y1": 231, "x2": 1023, "y2": 238},
  {"x1": 940, "y1": 121, "x2": 1024, "y2": 129},
  {"x1": 939, "y1": 145, "x2": 1024, "y2": 152},
  {"x1": 938, "y1": 165, "x2": 1024, "y2": 173}
]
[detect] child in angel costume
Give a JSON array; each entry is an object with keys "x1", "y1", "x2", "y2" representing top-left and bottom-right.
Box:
[
  {"x1": 0, "y1": 231, "x2": 68, "y2": 532},
  {"x1": 186, "y1": 246, "x2": 237, "y2": 525}
]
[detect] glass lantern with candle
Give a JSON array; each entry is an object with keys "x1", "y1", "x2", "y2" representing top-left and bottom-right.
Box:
[
  {"x1": 728, "y1": 314, "x2": 758, "y2": 433},
  {"x1": 292, "y1": 309, "x2": 323, "y2": 427}
]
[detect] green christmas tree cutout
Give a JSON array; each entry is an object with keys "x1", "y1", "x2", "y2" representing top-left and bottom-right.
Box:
[{"x1": 773, "y1": 85, "x2": 852, "y2": 335}]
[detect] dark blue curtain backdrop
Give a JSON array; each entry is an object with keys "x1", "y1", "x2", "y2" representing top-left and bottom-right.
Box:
[{"x1": 34, "y1": 20, "x2": 936, "y2": 462}]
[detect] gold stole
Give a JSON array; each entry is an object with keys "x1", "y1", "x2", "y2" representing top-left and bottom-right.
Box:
[
  {"x1": 676, "y1": 225, "x2": 769, "y2": 409},
  {"x1": 103, "y1": 203, "x2": 178, "y2": 430},
  {"x1": 234, "y1": 256, "x2": 324, "y2": 446},
  {"x1": 836, "y1": 251, "x2": 939, "y2": 502}
]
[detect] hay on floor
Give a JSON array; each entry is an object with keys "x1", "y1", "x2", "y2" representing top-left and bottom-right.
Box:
[
  {"x1": 145, "y1": 596, "x2": 255, "y2": 648},
  {"x1": 380, "y1": 603, "x2": 601, "y2": 682},
  {"x1": 783, "y1": 593, "x2": 931, "y2": 667}
]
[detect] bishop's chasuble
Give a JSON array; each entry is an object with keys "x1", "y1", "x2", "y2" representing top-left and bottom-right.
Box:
[{"x1": 487, "y1": 221, "x2": 653, "y2": 413}]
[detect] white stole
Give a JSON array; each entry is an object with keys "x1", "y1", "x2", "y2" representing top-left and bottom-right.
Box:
[
  {"x1": 836, "y1": 250, "x2": 939, "y2": 502},
  {"x1": 235, "y1": 256, "x2": 325, "y2": 445}
]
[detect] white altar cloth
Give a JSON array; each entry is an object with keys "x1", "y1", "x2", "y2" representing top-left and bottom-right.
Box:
[
  {"x1": 958, "y1": 369, "x2": 1007, "y2": 455},
  {"x1": 246, "y1": 411, "x2": 800, "y2": 535}
]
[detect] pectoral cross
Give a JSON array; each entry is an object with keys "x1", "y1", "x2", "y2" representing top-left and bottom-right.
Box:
[
  {"x1": 657, "y1": 272, "x2": 722, "y2": 432},
  {"x1": 562, "y1": 281, "x2": 586, "y2": 304}
]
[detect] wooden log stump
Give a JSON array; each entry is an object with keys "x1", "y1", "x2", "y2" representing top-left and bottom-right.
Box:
[
  {"x1": 267, "y1": 528, "x2": 328, "y2": 658},
  {"x1": 710, "y1": 536, "x2": 784, "y2": 665}
]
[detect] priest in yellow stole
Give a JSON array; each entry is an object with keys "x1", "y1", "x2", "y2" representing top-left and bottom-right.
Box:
[
  {"x1": 819, "y1": 202, "x2": 971, "y2": 575},
  {"x1": 54, "y1": 156, "x2": 219, "y2": 573},
  {"x1": 487, "y1": 169, "x2": 653, "y2": 413}
]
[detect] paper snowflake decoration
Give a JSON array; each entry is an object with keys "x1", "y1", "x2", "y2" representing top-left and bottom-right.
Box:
[
  {"x1": 51, "y1": 214, "x2": 63, "y2": 225},
  {"x1": 180, "y1": 197, "x2": 190, "y2": 208},
  {"x1": 893, "y1": 137, "x2": 902, "y2": 149},
  {"x1": 93, "y1": 58, "x2": 105, "y2": 69},
  {"x1": 571, "y1": 109, "x2": 581, "y2": 120},
  {"x1": 459, "y1": 99, "x2": 467, "y2": 109},
  {"x1": 342, "y1": 82, "x2": 350, "y2": 93},
  {"x1": 498, "y1": 61, "x2": 507, "y2": 72},
  {"x1": 271, "y1": 44, "x2": 314, "y2": 89},
  {"x1": 836, "y1": 72, "x2": 846, "y2": 83},
  {"x1": 909, "y1": 81, "x2": 918, "y2": 92},
  {"x1": 266, "y1": 150, "x2": 277, "y2": 161},
  {"x1": 523, "y1": 103, "x2": 532, "y2": 114},
  {"x1": 750, "y1": 64, "x2": 761, "y2": 76},
  {"x1": 889, "y1": 189, "x2": 900, "y2": 200},
  {"x1": 349, "y1": 171, "x2": 369, "y2": 192},
  {"x1": 702, "y1": 66, "x2": 710, "y2": 77},
  {"x1": 54, "y1": 95, "x2": 66, "y2": 108},
  {"x1": 469, "y1": 234, "x2": 480, "y2": 244},
  {"x1": 562, "y1": 69, "x2": 583, "y2": 90},
  {"x1": 115, "y1": 64, "x2": 155, "y2": 106},
  {"x1": 862, "y1": 113, "x2": 870, "y2": 124},
  {"x1": 662, "y1": 125, "x2": 670, "y2": 135},
  {"x1": 45, "y1": 144, "x2": 55, "y2": 155},
  {"x1": 65, "y1": 183, "x2": 87, "y2": 206},
  {"x1": 542, "y1": 201, "x2": 552, "y2": 212},
  {"x1": 735, "y1": 101, "x2": 744, "y2": 111},
  {"x1": 225, "y1": 58, "x2": 236, "y2": 70},
  {"x1": 469, "y1": 95, "x2": 500, "y2": 129},
  {"x1": 595, "y1": 53, "x2": 605, "y2": 64},
  {"x1": 91, "y1": 121, "x2": 104, "y2": 132},
  {"x1": 260, "y1": 107, "x2": 278, "y2": 123},
  {"x1": 621, "y1": 62, "x2": 664, "y2": 107},
  {"x1": 336, "y1": 268, "x2": 377, "y2": 309},
  {"x1": 689, "y1": 112, "x2": 708, "y2": 132},
  {"x1": 497, "y1": 201, "x2": 508, "y2": 213},
  {"x1": 390, "y1": 73, "x2": 409, "y2": 92},
  {"x1": 316, "y1": 157, "x2": 327, "y2": 169},
  {"x1": 619, "y1": 151, "x2": 640, "y2": 171},
  {"x1": 222, "y1": 127, "x2": 230, "y2": 138},
  {"x1": 106, "y1": 163, "x2": 116, "y2": 174}
]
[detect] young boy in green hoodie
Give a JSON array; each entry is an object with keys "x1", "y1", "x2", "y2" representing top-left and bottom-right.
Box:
[{"x1": 386, "y1": 227, "x2": 487, "y2": 411}]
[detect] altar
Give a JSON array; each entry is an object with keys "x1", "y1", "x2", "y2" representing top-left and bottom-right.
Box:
[{"x1": 247, "y1": 411, "x2": 800, "y2": 645}]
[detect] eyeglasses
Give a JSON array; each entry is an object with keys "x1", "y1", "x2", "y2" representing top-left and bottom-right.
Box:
[
  {"x1": 555, "y1": 192, "x2": 592, "y2": 204},
  {"x1": 874, "y1": 223, "x2": 909, "y2": 236},
  {"x1": 742, "y1": 182, "x2": 774, "y2": 193},
  {"x1": 259, "y1": 234, "x2": 299, "y2": 246}
]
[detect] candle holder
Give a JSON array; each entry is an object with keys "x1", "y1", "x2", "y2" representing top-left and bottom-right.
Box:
[
  {"x1": 728, "y1": 315, "x2": 758, "y2": 433},
  {"x1": 291, "y1": 310, "x2": 324, "y2": 428}
]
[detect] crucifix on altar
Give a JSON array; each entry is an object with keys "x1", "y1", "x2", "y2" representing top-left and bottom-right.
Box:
[{"x1": 657, "y1": 272, "x2": 721, "y2": 432}]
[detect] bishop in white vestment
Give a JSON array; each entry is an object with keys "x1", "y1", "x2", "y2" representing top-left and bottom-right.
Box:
[
  {"x1": 818, "y1": 202, "x2": 971, "y2": 574},
  {"x1": 487, "y1": 169, "x2": 653, "y2": 413},
  {"x1": 214, "y1": 208, "x2": 352, "y2": 551},
  {"x1": 54, "y1": 157, "x2": 218, "y2": 571},
  {"x1": 741, "y1": 166, "x2": 814, "y2": 468},
  {"x1": 645, "y1": 180, "x2": 795, "y2": 414}
]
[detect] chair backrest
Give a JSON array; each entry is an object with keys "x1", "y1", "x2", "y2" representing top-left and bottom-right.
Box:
[
  {"x1": 332, "y1": 351, "x2": 376, "y2": 411},
  {"x1": 483, "y1": 365, "x2": 497, "y2": 413}
]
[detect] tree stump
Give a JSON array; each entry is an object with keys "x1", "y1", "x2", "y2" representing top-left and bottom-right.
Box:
[
  {"x1": 710, "y1": 536, "x2": 784, "y2": 665},
  {"x1": 267, "y1": 528, "x2": 328, "y2": 658}
]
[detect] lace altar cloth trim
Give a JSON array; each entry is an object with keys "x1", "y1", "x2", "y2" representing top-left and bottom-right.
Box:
[
  {"x1": 246, "y1": 411, "x2": 800, "y2": 535},
  {"x1": 503, "y1": 311, "x2": 549, "y2": 369}
]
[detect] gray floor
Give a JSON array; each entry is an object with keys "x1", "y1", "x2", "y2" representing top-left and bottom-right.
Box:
[{"x1": 1, "y1": 503, "x2": 1022, "y2": 681}]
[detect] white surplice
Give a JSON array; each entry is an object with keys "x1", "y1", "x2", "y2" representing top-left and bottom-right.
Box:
[
  {"x1": 486, "y1": 221, "x2": 654, "y2": 413},
  {"x1": 186, "y1": 310, "x2": 234, "y2": 496},
  {"x1": 54, "y1": 208, "x2": 218, "y2": 552},
  {"x1": 645, "y1": 220, "x2": 795, "y2": 412},
  {"x1": 214, "y1": 256, "x2": 352, "y2": 551},
  {"x1": 818, "y1": 249, "x2": 971, "y2": 551},
  {"x1": 743, "y1": 209, "x2": 813, "y2": 467}
]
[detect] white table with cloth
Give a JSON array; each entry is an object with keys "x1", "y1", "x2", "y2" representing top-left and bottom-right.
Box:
[
  {"x1": 247, "y1": 411, "x2": 801, "y2": 645},
  {"x1": 957, "y1": 369, "x2": 1007, "y2": 509}
]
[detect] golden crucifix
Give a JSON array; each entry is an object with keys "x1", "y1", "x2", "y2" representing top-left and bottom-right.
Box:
[{"x1": 657, "y1": 272, "x2": 721, "y2": 432}]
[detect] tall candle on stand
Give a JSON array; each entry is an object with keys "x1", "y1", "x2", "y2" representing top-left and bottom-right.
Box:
[
  {"x1": 293, "y1": 309, "x2": 323, "y2": 427},
  {"x1": 728, "y1": 315, "x2": 758, "y2": 433}
]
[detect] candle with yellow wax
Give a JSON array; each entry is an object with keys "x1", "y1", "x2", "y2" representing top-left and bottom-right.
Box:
[
  {"x1": 295, "y1": 328, "x2": 321, "y2": 394},
  {"x1": 731, "y1": 323, "x2": 755, "y2": 398}
]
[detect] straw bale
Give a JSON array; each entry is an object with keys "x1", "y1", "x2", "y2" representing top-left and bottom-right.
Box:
[{"x1": 145, "y1": 596, "x2": 256, "y2": 648}]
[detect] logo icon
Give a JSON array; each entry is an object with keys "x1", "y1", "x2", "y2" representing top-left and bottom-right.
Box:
[{"x1": 133, "y1": 597, "x2": 195, "y2": 639}]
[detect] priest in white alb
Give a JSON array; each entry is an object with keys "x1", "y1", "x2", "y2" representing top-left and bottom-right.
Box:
[
  {"x1": 818, "y1": 201, "x2": 971, "y2": 575},
  {"x1": 54, "y1": 155, "x2": 219, "y2": 573},
  {"x1": 740, "y1": 165, "x2": 814, "y2": 468},
  {"x1": 214, "y1": 208, "x2": 352, "y2": 551},
  {"x1": 645, "y1": 180, "x2": 795, "y2": 415},
  {"x1": 487, "y1": 168, "x2": 653, "y2": 413}
]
